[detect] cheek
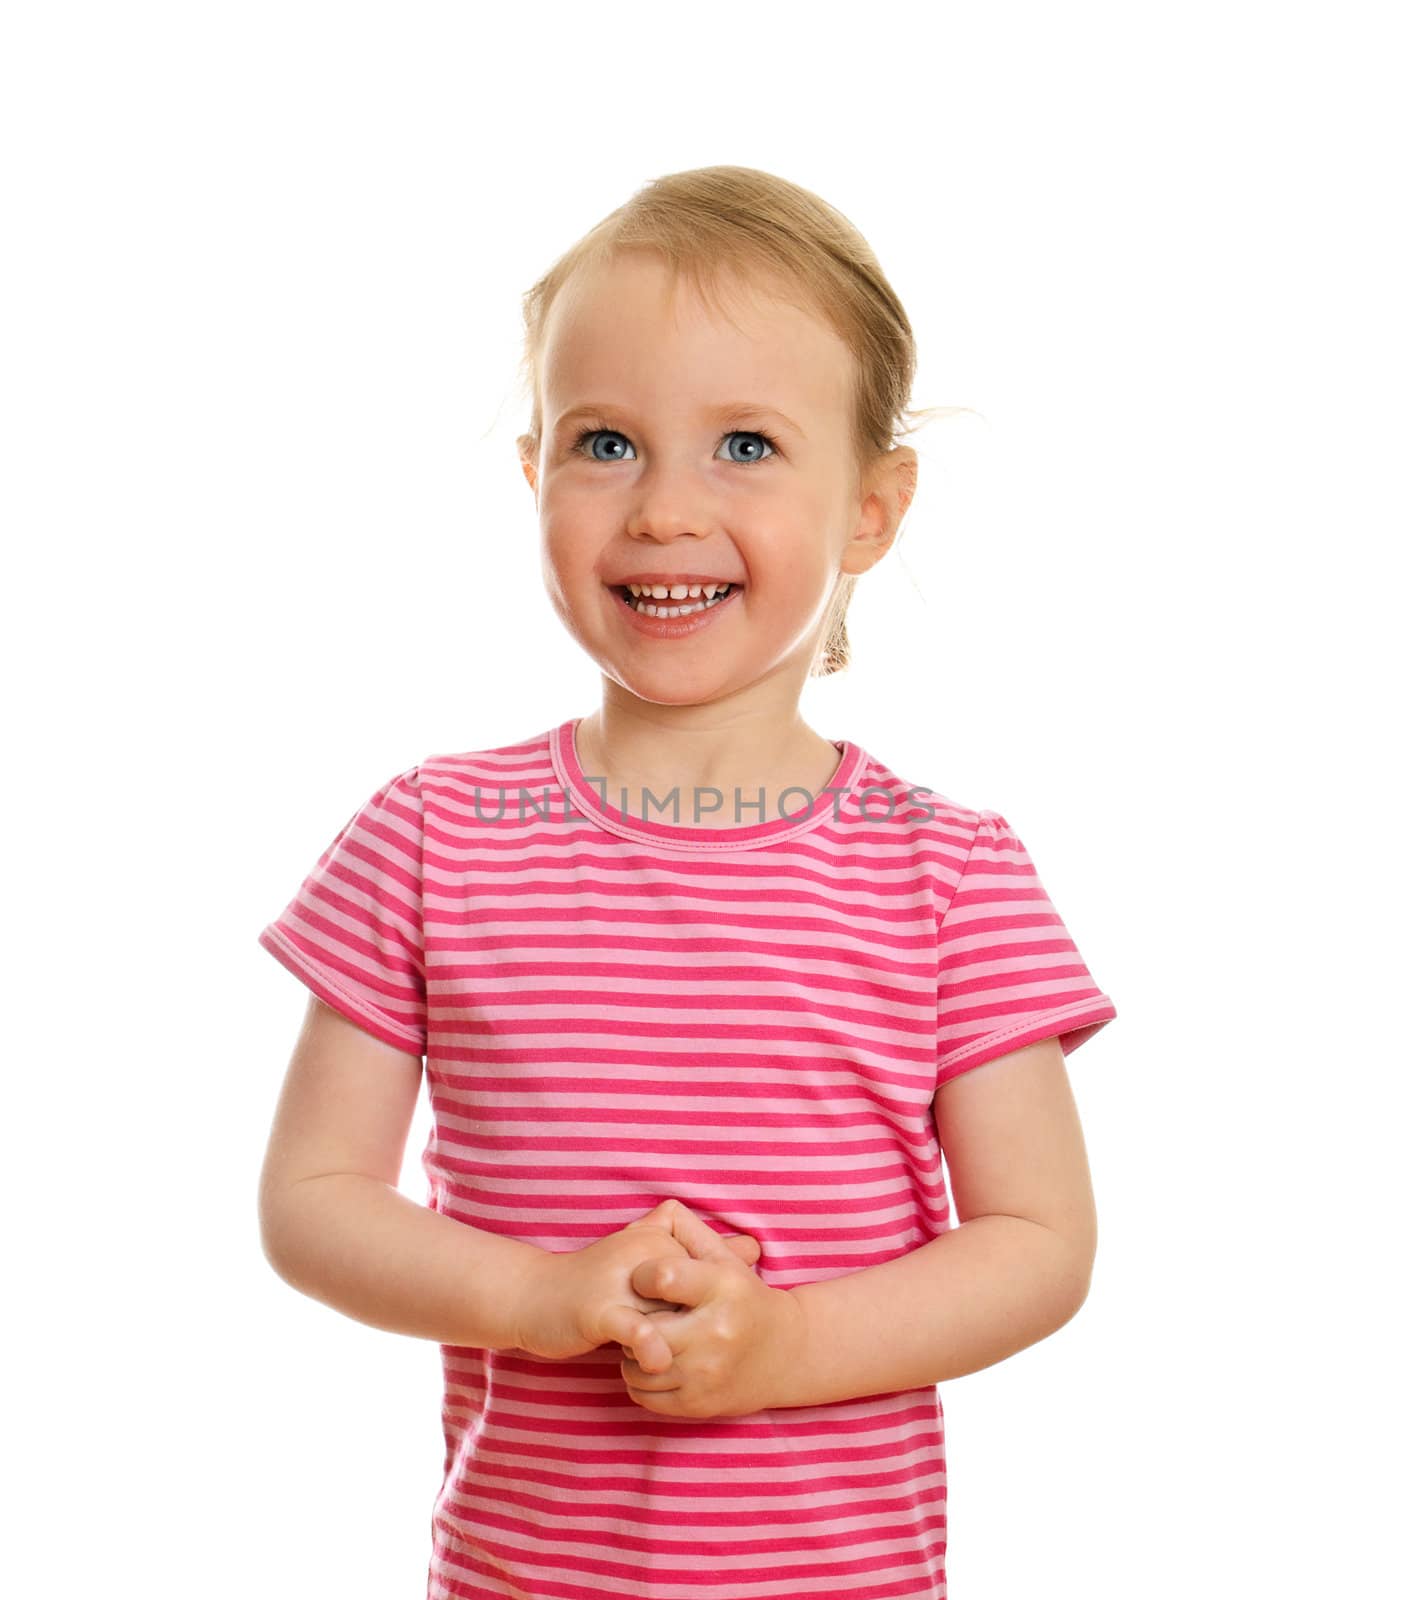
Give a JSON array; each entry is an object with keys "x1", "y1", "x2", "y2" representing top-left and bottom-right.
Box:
[
  {"x1": 747, "y1": 509, "x2": 839, "y2": 586},
  {"x1": 539, "y1": 503, "x2": 600, "y2": 569}
]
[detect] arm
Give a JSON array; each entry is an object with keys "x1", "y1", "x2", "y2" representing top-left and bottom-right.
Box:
[
  {"x1": 263, "y1": 1174, "x2": 547, "y2": 1349},
  {"x1": 775, "y1": 1036, "x2": 1098, "y2": 1409},
  {"x1": 259, "y1": 996, "x2": 545, "y2": 1348},
  {"x1": 259, "y1": 997, "x2": 762, "y2": 1353}
]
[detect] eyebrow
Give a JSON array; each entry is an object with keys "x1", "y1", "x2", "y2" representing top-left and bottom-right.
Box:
[{"x1": 551, "y1": 401, "x2": 807, "y2": 441}]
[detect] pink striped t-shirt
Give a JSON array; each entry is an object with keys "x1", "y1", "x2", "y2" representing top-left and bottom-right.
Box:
[{"x1": 258, "y1": 717, "x2": 1116, "y2": 1600}]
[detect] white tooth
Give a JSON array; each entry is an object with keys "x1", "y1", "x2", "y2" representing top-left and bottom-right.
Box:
[
  {"x1": 669, "y1": 584, "x2": 687, "y2": 600},
  {"x1": 687, "y1": 585, "x2": 701, "y2": 598},
  {"x1": 628, "y1": 584, "x2": 642, "y2": 597},
  {"x1": 630, "y1": 588, "x2": 737, "y2": 618}
]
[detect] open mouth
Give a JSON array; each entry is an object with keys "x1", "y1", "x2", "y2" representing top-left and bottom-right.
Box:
[{"x1": 611, "y1": 582, "x2": 743, "y2": 618}]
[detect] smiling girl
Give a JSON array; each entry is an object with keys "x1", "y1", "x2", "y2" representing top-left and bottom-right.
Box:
[{"x1": 257, "y1": 165, "x2": 1117, "y2": 1600}]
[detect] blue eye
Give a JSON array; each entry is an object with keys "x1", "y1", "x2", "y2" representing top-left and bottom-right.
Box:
[
  {"x1": 575, "y1": 429, "x2": 635, "y2": 462},
  {"x1": 570, "y1": 426, "x2": 779, "y2": 464},
  {"x1": 719, "y1": 431, "x2": 777, "y2": 464}
]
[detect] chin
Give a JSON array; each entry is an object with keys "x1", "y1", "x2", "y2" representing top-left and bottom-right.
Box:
[{"x1": 607, "y1": 667, "x2": 736, "y2": 706}]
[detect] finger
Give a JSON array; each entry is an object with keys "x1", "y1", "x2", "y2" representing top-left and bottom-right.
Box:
[
  {"x1": 632, "y1": 1316, "x2": 676, "y2": 1374},
  {"x1": 600, "y1": 1302, "x2": 673, "y2": 1372},
  {"x1": 633, "y1": 1291, "x2": 680, "y2": 1315},
  {"x1": 620, "y1": 1353, "x2": 683, "y2": 1397},
  {"x1": 635, "y1": 1318, "x2": 675, "y2": 1373},
  {"x1": 722, "y1": 1232, "x2": 762, "y2": 1266},
  {"x1": 622, "y1": 1201, "x2": 674, "y2": 1238},
  {"x1": 662, "y1": 1200, "x2": 730, "y2": 1263},
  {"x1": 632, "y1": 1254, "x2": 695, "y2": 1308}
]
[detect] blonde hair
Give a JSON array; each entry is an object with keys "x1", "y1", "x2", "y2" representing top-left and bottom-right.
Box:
[{"x1": 516, "y1": 165, "x2": 961, "y2": 676}]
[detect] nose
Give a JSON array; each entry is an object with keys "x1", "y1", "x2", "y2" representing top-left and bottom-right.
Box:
[{"x1": 624, "y1": 458, "x2": 719, "y2": 544}]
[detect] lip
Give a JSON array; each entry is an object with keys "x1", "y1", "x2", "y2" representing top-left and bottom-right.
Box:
[
  {"x1": 609, "y1": 573, "x2": 745, "y2": 588},
  {"x1": 607, "y1": 580, "x2": 744, "y2": 639}
]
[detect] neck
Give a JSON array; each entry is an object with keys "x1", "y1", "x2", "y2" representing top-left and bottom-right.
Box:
[{"x1": 574, "y1": 706, "x2": 842, "y2": 829}]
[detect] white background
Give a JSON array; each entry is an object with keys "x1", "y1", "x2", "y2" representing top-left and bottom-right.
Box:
[{"x1": 5, "y1": 2, "x2": 1397, "y2": 1595}]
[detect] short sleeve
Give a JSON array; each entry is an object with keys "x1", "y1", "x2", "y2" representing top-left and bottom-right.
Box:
[
  {"x1": 934, "y1": 809, "x2": 1116, "y2": 1090},
  {"x1": 258, "y1": 766, "x2": 428, "y2": 1057}
]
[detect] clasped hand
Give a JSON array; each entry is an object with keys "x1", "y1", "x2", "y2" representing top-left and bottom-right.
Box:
[{"x1": 618, "y1": 1198, "x2": 806, "y2": 1420}]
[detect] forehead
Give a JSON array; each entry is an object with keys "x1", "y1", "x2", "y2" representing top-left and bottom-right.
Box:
[{"x1": 539, "y1": 252, "x2": 854, "y2": 426}]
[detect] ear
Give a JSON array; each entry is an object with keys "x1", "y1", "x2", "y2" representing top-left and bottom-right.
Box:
[
  {"x1": 517, "y1": 433, "x2": 539, "y2": 498},
  {"x1": 888, "y1": 447, "x2": 918, "y2": 521},
  {"x1": 845, "y1": 446, "x2": 918, "y2": 576}
]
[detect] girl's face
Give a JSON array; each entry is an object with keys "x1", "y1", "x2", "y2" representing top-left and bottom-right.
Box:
[{"x1": 521, "y1": 250, "x2": 911, "y2": 711}]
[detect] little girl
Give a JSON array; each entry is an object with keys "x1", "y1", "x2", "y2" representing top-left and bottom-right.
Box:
[{"x1": 258, "y1": 165, "x2": 1117, "y2": 1600}]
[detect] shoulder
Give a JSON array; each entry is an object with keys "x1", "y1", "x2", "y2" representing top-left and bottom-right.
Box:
[
  {"x1": 339, "y1": 726, "x2": 559, "y2": 848},
  {"x1": 418, "y1": 723, "x2": 557, "y2": 793},
  {"x1": 413, "y1": 724, "x2": 568, "y2": 843},
  {"x1": 853, "y1": 746, "x2": 994, "y2": 878}
]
